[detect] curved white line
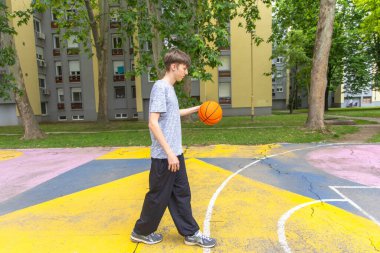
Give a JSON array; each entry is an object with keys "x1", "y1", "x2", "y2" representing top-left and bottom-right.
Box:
[
  {"x1": 202, "y1": 143, "x2": 338, "y2": 253},
  {"x1": 277, "y1": 199, "x2": 347, "y2": 253}
]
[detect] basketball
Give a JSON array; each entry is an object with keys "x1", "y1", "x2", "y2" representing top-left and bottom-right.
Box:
[{"x1": 198, "y1": 101, "x2": 223, "y2": 125}]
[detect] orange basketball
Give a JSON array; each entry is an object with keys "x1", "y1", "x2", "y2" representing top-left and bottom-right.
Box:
[{"x1": 198, "y1": 101, "x2": 223, "y2": 125}]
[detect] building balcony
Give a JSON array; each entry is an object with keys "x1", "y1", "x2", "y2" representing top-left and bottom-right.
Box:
[
  {"x1": 57, "y1": 103, "x2": 65, "y2": 110},
  {"x1": 71, "y1": 102, "x2": 83, "y2": 110},
  {"x1": 51, "y1": 21, "x2": 58, "y2": 28},
  {"x1": 53, "y1": 49, "x2": 60, "y2": 56},
  {"x1": 113, "y1": 74, "x2": 125, "y2": 82},
  {"x1": 110, "y1": 21, "x2": 121, "y2": 29},
  {"x1": 112, "y1": 48, "x2": 123, "y2": 55},
  {"x1": 69, "y1": 75, "x2": 81, "y2": 82},
  {"x1": 219, "y1": 97, "x2": 231, "y2": 104},
  {"x1": 55, "y1": 76, "x2": 63, "y2": 83},
  {"x1": 67, "y1": 48, "x2": 80, "y2": 55},
  {"x1": 218, "y1": 70, "x2": 231, "y2": 77}
]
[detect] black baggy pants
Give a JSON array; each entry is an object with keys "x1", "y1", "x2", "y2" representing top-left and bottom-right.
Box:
[{"x1": 133, "y1": 154, "x2": 200, "y2": 236}]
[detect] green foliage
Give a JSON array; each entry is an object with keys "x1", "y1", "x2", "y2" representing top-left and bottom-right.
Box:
[
  {"x1": 272, "y1": 0, "x2": 377, "y2": 97},
  {"x1": 0, "y1": 2, "x2": 31, "y2": 101}
]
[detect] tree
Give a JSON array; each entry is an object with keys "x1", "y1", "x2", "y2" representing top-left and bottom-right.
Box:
[
  {"x1": 34, "y1": 0, "x2": 111, "y2": 123},
  {"x1": 0, "y1": 2, "x2": 46, "y2": 139},
  {"x1": 305, "y1": 0, "x2": 336, "y2": 130},
  {"x1": 120, "y1": 0, "x2": 271, "y2": 111},
  {"x1": 353, "y1": 0, "x2": 380, "y2": 89}
]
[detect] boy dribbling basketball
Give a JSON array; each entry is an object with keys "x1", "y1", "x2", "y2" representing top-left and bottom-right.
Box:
[{"x1": 130, "y1": 49, "x2": 216, "y2": 248}]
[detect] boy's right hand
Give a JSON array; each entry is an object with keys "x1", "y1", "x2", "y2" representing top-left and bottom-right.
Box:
[{"x1": 168, "y1": 152, "x2": 180, "y2": 172}]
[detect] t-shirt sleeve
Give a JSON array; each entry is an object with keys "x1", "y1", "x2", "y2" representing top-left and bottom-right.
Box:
[{"x1": 149, "y1": 83, "x2": 167, "y2": 113}]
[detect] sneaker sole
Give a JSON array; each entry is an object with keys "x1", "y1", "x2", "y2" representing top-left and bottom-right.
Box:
[
  {"x1": 184, "y1": 240, "x2": 216, "y2": 248},
  {"x1": 131, "y1": 235, "x2": 162, "y2": 245}
]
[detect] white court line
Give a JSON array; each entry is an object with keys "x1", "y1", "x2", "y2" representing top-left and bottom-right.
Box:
[
  {"x1": 202, "y1": 143, "x2": 380, "y2": 253},
  {"x1": 202, "y1": 143, "x2": 338, "y2": 253},
  {"x1": 278, "y1": 186, "x2": 380, "y2": 253},
  {"x1": 329, "y1": 186, "x2": 380, "y2": 227},
  {"x1": 277, "y1": 199, "x2": 347, "y2": 253}
]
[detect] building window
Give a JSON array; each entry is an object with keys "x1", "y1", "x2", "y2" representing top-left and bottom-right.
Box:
[
  {"x1": 57, "y1": 88, "x2": 65, "y2": 110},
  {"x1": 363, "y1": 97, "x2": 372, "y2": 104},
  {"x1": 110, "y1": 7, "x2": 121, "y2": 28},
  {"x1": 69, "y1": 61, "x2": 81, "y2": 82},
  {"x1": 218, "y1": 55, "x2": 231, "y2": 77},
  {"x1": 53, "y1": 34, "x2": 60, "y2": 56},
  {"x1": 58, "y1": 115, "x2": 67, "y2": 121},
  {"x1": 129, "y1": 36, "x2": 134, "y2": 54},
  {"x1": 133, "y1": 113, "x2": 138, "y2": 118},
  {"x1": 67, "y1": 36, "x2": 79, "y2": 54},
  {"x1": 276, "y1": 87, "x2": 283, "y2": 92},
  {"x1": 276, "y1": 70, "x2": 283, "y2": 78},
  {"x1": 112, "y1": 34, "x2": 123, "y2": 55},
  {"x1": 36, "y1": 46, "x2": 44, "y2": 60},
  {"x1": 33, "y1": 19, "x2": 41, "y2": 33},
  {"x1": 41, "y1": 102, "x2": 48, "y2": 115},
  {"x1": 130, "y1": 59, "x2": 135, "y2": 81},
  {"x1": 39, "y1": 76, "x2": 46, "y2": 89},
  {"x1": 53, "y1": 34, "x2": 60, "y2": 49},
  {"x1": 71, "y1": 87, "x2": 82, "y2": 109},
  {"x1": 66, "y1": 8, "x2": 77, "y2": 21},
  {"x1": 131, "y1": 85, "x2": 136, "y2": 98},
  {"x1": 148, "y1": 67, "x2": 157, "y2": 82},
  {"x1": 114, "y1": 86, "x2": 125, "y2": 98},
  {"x1": 55, "y1": 61, "x2": 63, "y2": 82},
  {"x1": 57, "y1": 88, "x2": 64, "y2": 103},
  {"x1": 219, "y1": 82, "x2": 231, "y2": 104},
  {"x1": 115, "y1": 113, "x2": 128, "y2": 119},
  {"x1": 113, "y1": 61, "x2": 125, "y2": 81},
  {"x1": 72, "y1": 115, "x2": 84, "y2": 120},
  {"x1": 276, "y1": 57, "x2": 284, "y2": 63}
]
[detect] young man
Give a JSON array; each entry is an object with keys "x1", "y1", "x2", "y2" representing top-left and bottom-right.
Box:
[{"x1": 131, "y1": 49, "x2": 216, "y2": 248}]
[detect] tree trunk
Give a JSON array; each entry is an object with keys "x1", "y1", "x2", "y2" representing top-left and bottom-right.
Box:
[
  {"x1": 4, "y1": 35, "x2": 46, "y2": 139},
  {"x1": 182, "y1": 76, "x2": 193, "y2": 122},
  {"x1": 306, "y1": 0, "x2": 336, "y2": 130},
  {"x1": 146, "y1": 0, "x2": 164, "y2": 77},
  {"x1": 289, "y1": 66, "x2": 298, "y2": 114},
  {"x1": 85, "y1": 0, "x2": 109, "y2": 123},
  {"x1": 324, "y1": 65, "x2": 332, "y2": 111}
]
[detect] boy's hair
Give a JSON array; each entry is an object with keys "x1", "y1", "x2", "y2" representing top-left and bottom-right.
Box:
[{"x1": 164, "y1": 48, "x2": 191, "y2": 71}]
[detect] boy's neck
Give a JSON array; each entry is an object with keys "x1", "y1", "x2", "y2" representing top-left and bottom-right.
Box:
[{"x1": 162, "y1": 72, "x2": 176, "y2": 86}]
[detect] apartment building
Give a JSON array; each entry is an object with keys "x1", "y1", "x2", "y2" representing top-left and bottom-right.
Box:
[{"x1": 0, "y1": 0, "x2": 272, "y2": 125}]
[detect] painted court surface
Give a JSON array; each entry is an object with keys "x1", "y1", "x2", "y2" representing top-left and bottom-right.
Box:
[{"x1": 0, "y1": 144, "x2": 379, "y2": 253}]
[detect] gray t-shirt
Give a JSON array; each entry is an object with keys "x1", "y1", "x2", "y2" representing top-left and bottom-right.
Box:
[{"x1": 149, "y1": 79, "x2": 182, "y2": 159}]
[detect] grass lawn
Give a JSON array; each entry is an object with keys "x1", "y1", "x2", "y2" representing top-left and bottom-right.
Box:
[
  {"x1": 369, "y1": 133, "x2": 380, "y2": 143},
  {"x1": 0, "y1": 113, "x2": 361, "y2": 148},
  {"x1": 325, "y1": 106, "x2": 380, "y2": 118}
]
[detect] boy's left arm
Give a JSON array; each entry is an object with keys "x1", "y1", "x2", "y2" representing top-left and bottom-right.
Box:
[{"x1": 180, "y1": 105, "x2": 200, "y2": 117}]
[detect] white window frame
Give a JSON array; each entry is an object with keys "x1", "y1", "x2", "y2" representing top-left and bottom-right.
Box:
[
  {"x1": 36, "y1": 47, "x2": 44, "y2": 60},
  {"x1": 72, "y1": 115, "x2": 84, "y2": 121},
  {"x1": 69, "y1": 61, "x2": 81, "y2": 76},
  {"x1": 53, "y1": 34, "x2": 60, "y2": 49},
  {"x1": 55, "y1": 62, "x2": 62, "y2": 76},
  {"x1": 115, "y1": 113, "x2": 128, "y2": 119},
  {"x1": 67, "y1": 36, "x2": 79, "y2": 49},
  {"x1": 34, "y1": 19, "x2": 41, "y2": 33},
  {"x1": 219, "y1": 82, "x2": 231, "y2": 98},
  {"x1": 112, "y1": 34, "x2": 122, "y2": 49},
  {"x1": 39, "y1": 76, "x2": 46, "y2": 89},
  {"x1": 58, "y1": 115, "x2": 67, "y2": 121},
  {"x1": 57, "y1": 88, "x2": 64, "y2": 103},
  {"x1": 71, "y1": 88, "x2": 82, "y2": 102},
  {"x1": 113, "y1": 61, "x2": 125, "y2": 74},
  {"x1": 218, "y1": 55, "x2": 231, "y2": 71},
  {"x1": 41, "y1": 102, "x2": 48, "y2": 116}
]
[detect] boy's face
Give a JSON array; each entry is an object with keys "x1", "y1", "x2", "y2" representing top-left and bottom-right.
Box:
[{"x1": 173, "y1": 63, "x2": 188, "y2": 82}]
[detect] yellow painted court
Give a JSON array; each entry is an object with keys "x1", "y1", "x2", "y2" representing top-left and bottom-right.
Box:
[{"x1": 0, "y1": 144, "x2": 379, "y2": 252}]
